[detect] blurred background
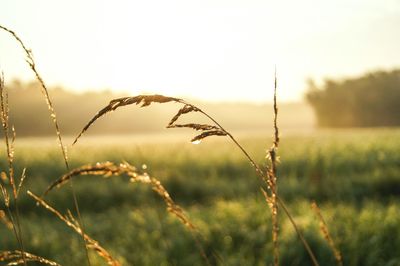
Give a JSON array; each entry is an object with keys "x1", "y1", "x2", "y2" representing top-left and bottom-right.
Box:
[{"x1": 1, "y1": 1, "x2": 400, "y2": 265}]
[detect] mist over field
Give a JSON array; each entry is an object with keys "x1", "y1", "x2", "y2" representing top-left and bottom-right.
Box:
[{"x1": 5, "y1": 80, "x2": 315, "y2": 137}]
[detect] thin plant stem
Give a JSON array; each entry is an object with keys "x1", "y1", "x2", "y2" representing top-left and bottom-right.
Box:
[
  {"x1": 311, "y1": 201, "x2": 342, "y2": 266},
  {"x1": 0, "y1": 73, "x2": 27, "y2": 266},
  {"x1": 270, "y1": 67, "x2": 279, "y2": 266},
  {"x1": 278, "y1": 197, "x2": 320, "y2": 266},
  {"x1": 0, "y1": 24, "x2": 91, "y2": 266},
  {"x1": 28, "y1": 191, "x2": 120, "y2": 266}
]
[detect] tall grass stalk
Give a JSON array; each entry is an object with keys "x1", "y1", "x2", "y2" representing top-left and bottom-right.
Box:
[
  {"x1": 0, "y1": 24, "x2": 91, "y2": 266},
  {"x1": 269, "y1": 68, "x2": 280, "y2": 266},
  {"x1": 0, "y1": 72, "x2": 27, "y2": 265}
]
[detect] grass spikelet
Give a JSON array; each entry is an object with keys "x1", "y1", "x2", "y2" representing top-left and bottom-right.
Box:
[
  {"x1": 43, "y1": 162, "x2": 124, "y2": 195},
  {"x1": 73, "y1": 95, "x2": 182, "y2": 144},
  {"x1": 44, "y1": 162, "x2": 196, "y2": 230},
  {"x1": 268, "y1": 68, "x2": 280, "y2": 266},
  {"x1": 167, "y1": 104, "x2": 227, "y2": 143},
  {"x1": 0, "y1": 250, "x2": 61, "y2": 266},
  {"x1": 311, "y1": 201, "x2": 343, "y2": 266},
  {"x1": 168, "y1": 104, "x2": 199, "y2": 126},
  {"x1": 27, "y1": 191, "x2": 121, "y2": 266},
  {"x1": 191, "y1": 129, "x2": 227, "y2": 143},
  {"x1": 167, "y1": 123, "x2": 219, "y2": 131},
  {"x1": 73, "y1": 94, "x2": 230, "y2": 147}
]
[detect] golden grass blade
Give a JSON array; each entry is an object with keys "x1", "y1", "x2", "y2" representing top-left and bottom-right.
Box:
[
  {"x1": 44, "y1": 162, "x2": 133, "y2": 195},
  {"x1": 73, "y1": 95, "x2": 181, "y2": 145},
  {"x1": 27, "y1": 191, "x2": 121, "y2": 266},
  {"x1": 167, "y1": 123, "x2": 219, "y2": 131},
  {"x1": 191, "y1": 130, "x2": 227, "y2": 143},
  {"x1": 269, "y1": 67, "x2": 280, "y2": 266},
  {"x1": 43, "y1": 162, "x2": 195, "y2": 230},
  {"x1": 168, "y1": 104, "x2": 199, "y2": 126},
  {"x1": 277, "y1": 197, "x2": 320, "y2": 266},
  {"x1": 0, "y1": 250, "x2": 61, "y2": 266},
  {"x1": 147, "y1": 177, "x2": 196, "y2": 230},
  {"x1": 128, "y1": 95, "x2": 181, "y2": 106}
]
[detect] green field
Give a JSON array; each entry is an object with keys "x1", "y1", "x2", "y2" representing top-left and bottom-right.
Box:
[{"x1": 1, "y1": 128, "x2": 400, "y2": 265}]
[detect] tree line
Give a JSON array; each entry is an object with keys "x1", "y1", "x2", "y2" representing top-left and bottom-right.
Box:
[{"x1": 306, "y1": 69, "x2": 400, "y2": 127}]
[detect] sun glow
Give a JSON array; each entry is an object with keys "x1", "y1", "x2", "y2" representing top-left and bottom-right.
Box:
[{"x1": 1, "y1": 0, "x2": 400, "y2": 102}]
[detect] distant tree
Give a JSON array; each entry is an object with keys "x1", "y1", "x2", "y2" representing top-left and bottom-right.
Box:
[{"x1": 305, "y1": 69, "x2": 400, "y2": 127}]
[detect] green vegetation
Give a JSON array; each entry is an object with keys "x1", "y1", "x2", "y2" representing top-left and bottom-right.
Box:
[
  {"x1": 306, "y1": 69, "x2": 400, "y2": 127},
  {"x1": 1, "y1": 129, "x2": 400, "y2": 265}
]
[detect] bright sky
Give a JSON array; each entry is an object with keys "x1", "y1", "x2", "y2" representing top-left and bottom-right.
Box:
[{"x1": 1, "y1": 0, "x2": 400, "y2": 102}]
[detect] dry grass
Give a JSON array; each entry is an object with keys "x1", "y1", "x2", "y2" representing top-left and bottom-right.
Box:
[
  {"x1": 0, "y1": 25, "x2": 69, "y2": 170},
  {"x1": 0, "y1": 250, "x2": 61, "y2": 266},
  {"x1": 0, "y1": 72, "x2": 27, "y2": 265},
  {"x1": 72, "y1": 90, "x2": 320, "y2": 265},
  {"x1": 1, "y1": 72, "x2": 63, "y2": 266},
  {"x1": 268, "y1": 69, "x2": 280, "y2": 266},
  {"x1": 0, "y1": 25, "x2": 90, "y2": 265},
  {"x1": 43, "y1": 161, "x2": 214, "y2": 265},
  {"x1": 0, "y1": 25, "x2": 343, "y2": 265},
  {"x1": 44, "y1": 161, "x2": 197, "y2": 231}
]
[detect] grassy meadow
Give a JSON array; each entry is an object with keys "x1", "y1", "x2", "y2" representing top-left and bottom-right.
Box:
[{"x1": 1, "y1": 128, "x2": 400, "y2": 265}]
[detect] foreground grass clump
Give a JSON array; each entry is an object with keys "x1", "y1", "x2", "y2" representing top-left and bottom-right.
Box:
[{"x1": 1, "y1": 129, "x2": 400, "y2": 265}]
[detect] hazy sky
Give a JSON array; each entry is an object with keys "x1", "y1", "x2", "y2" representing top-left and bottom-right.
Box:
[{"x1": 1, "y1": 0, "x2": 400, "y2": 102}]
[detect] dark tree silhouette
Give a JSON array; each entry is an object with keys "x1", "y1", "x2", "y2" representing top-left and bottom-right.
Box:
[{"x1": 306, "y1": 69, "x2": 400, "y2": 127}]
